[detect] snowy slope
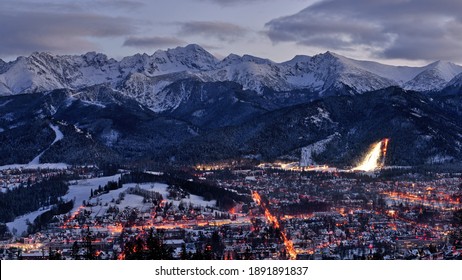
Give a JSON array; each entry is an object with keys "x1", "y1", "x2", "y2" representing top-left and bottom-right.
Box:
[
  {"x1": 209, "y1": 54, "x2": 291, "y2": 93},
  {"x1": 404, "y1": 61, "x2": 462, "y2": 92},
  {"x1": 7, "y1": 207, "x2": 52, "y2": 236},
  {"x1": 301, "y1": 52, "x2": 398, "y2": 93},
  {"x1": 28, "y1": 124, "x2": 64, "y2": 165},
  {"x1": 445, "y1": 71, "x2": 462, "y2": 88}
]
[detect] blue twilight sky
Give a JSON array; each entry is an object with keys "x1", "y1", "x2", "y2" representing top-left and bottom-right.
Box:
[{"x1": 1, "y1": 0, "x2": 461, "y2": 65}]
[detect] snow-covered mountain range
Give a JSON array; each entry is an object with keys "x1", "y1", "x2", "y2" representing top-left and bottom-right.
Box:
[{"x1": 1, "y1": 44, "x2": 461, "y2": 112}]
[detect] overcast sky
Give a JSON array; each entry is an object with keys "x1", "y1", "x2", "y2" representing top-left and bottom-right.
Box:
[{"x1": 1, "y1": 0, "x2": 461, "y2": 66}]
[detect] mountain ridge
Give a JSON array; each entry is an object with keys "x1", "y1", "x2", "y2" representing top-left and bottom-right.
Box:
[
  {"x1": 1, "y1": 45, "x2": 462, "y2": 167},
  {"x1": 2, "y1": 45, "x2": 462, "y2": 110}
]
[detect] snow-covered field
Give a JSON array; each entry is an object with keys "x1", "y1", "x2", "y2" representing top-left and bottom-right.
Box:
[
  {"x1": 77, "y1": 182, "x2": 217, "y2": 220},
  {"x1": 64, "y1": 175, "x2": 122, "y2": 213},
  {"x1": 6, "y1": 173, "x2": 218, "y2": 236},
  {"x1": 5, "y1": 175, "x2": 121, "y2": 236},
  {"x1": 6, "y1": 207, "x2": 52, "y2": 236},
  {"x1": 130, "y1": 183, "x2": 217, "y2": 208}
]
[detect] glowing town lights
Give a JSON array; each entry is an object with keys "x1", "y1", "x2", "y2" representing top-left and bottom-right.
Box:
[
  {"x1": 251, "y1": 191, "x2": 297, "y2": 259},
  {"x1": 352, "y1": 138, "x2": 389, "y2": 171},
  {"x1": 252, "y1": 191, "x2": 262, "y2": 205}
]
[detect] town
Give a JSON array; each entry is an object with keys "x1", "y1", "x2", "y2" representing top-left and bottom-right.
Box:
[{"x1": 0, "y1": 162, "x2": 461, "y2": 260}]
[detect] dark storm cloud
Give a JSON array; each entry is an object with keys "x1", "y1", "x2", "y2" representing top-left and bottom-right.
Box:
[
  {"x1": 177, "y1": 21, "x2": 248, "y2": 42},
  {"x1": 0, "y1": 11, "x2": 135, "y2": 56},
  {"x1": 265, "y1": 0, "x2": 462, "y2": 61},
  {"x1": 123, "y1": 36, "x2": 186, "y2": 48}
]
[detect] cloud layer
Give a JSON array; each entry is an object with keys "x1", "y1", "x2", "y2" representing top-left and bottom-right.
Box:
[
  {"x1": 265, "y1": 0, "x2": 462, "y2": 61},
  {"x1": 177, "y1": 21, "x2": 248, "y2": 42},
  {"x1": 0, "y1": 10, "x2": 134, "y2": 56},
  {"x1": 123, "y1": 36, "x2": 186, "y2": 48}
]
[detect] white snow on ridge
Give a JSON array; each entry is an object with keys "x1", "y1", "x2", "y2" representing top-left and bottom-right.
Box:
[
  {"x1": 1, "y1": 45, "x2": 462, "y2": 110},
  {"x1": 339, "y1": 56, "x2": 422, "y2": 84}
]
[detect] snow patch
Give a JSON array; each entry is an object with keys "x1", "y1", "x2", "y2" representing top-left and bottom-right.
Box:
[
  {"x1": 7, "y1": 207, "x2": 52, "y2": 236},
  {"x1": 64, "y1": 175, "x2": 122, "y2": 213},
  {"x1": 410, "y1": 112, "x2": 422, "y2": 118},
  {"x1": 101, "y1": 129, "x2": 119, "y2": 146},
  {"x1": 426, "y1": 155, "x2": 453, "y2": 164},
  {"x1": 187, "y1": 126, "x2": 199, "y2": 136},
  {"x1": 28, "y1": 124, "x2": 64, "y2": 164},
  {"x1": 81, "y1": 100, "x2": 106, "y2": 108},
  {"x1": 1, "y1": 112, "x2": 14, "y2": 121},
  {"x1": 192, "y1": 109, "x2": 205, "y2": 117},
  {"x1": 50, "y1": 124, "x2": 64, "y2": 145},
  {"x1": 132, "y1": 183, "x2": 217, "y2": 208},
  {"x1": 300, "y1": 133, "x2": 338, "y2": 166},
  {"x1": 306, "y1": 107, "x2": 333, "y2": 126}
]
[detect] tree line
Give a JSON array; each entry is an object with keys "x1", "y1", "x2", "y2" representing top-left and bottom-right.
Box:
[{"x1": 0, "y1": 178, "x2": 68, "y2": 223}]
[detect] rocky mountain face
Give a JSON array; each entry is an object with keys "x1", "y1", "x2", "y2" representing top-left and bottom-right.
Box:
[{"x1": 1, "y1": 45, "x2": 462, "y2": 167}]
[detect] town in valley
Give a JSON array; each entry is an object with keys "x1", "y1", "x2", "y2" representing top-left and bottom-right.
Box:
[{"x1": 1, "y1": 145, "x2": 461, "y2": 260}]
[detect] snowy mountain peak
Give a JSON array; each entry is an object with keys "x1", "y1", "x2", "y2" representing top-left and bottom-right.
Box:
[
  {"x1": 310, "y1": 51, "x2": 356, "y2": 72},
  {"x1": 404, "y1": 60, "x2": 462, "y2": 92},
  {"x1": 425, "y1": 60, "x2": 462, "y2": 80},
  {"x1": 219, "y1": 53, "x2": 242, "y2": 66},
  {"x1": 29, "y1": 51, "x2": 55, "y2": 59},
  {"x1": 1, "y1": 44, "x2": 462, "y2": 105},
  {"x1": 317, "y1": 51, "x2": 351, "y2": 62},
  {"x1": 165, "y1": 44, "x2": 218, "y2": 68},
  {"x1": 82, "y1": 52, "x2": 115, "y2": 66},
  {"x1": 241, "y1": 55, "x2": 274, "y2": 65},
  {"x1": 218, "y1": 54, "x2": 274, "y2": 67},
  {"x1": 282, "y1": 55, "x2": 311, "y2": 66}
]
